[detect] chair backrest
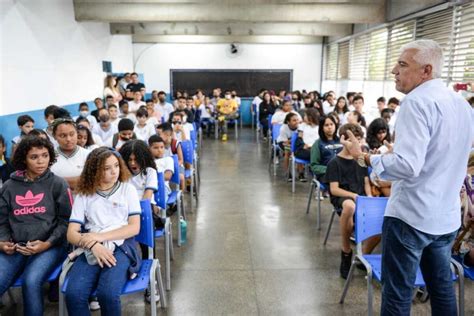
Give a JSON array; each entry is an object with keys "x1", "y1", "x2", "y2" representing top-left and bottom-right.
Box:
[
  {"x1": 136, "y1": 199, "x2": 154, "y2": 248},
  {"x1": 271, "y1": 124, "x2": 282, "y2": 142},
  {"x1": 181, "y1": 140, "x2": 194, "y2": 164},
  {"x1": 190, "y1": 130, "x2": 197, "y2": 150},
  {"x1": 267, "y1": 115, "x2": 272, "y2": 127},
  {"x1": 170, "y1": 154, "x2": 180, "y2": 186},
  {"x1": 290, "y1": 131, "x2": 298, "y2": 153},
  {"x1": 354, "y1": 196, "x2": 389, "y2": 245},
  {"x1": 154, "y1": 171, "x2": 166, "y2": 209}
]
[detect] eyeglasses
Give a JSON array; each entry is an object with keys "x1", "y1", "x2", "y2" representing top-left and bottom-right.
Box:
[{"x1": 172, "y1": 121, "x2": 182, "y2": 125}]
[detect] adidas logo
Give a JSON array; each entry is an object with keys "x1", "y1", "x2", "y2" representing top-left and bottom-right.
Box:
[
  {"x1": 14, "y1": 206, "x2": 46, "y2": 216},
  {"x1": 15, "y1": 190, "x2": 44, "y2": 207}
]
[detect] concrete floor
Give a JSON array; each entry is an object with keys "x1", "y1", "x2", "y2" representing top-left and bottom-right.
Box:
[{"x1": 2, "y1": 128, "x2": 473, "y2": 315}]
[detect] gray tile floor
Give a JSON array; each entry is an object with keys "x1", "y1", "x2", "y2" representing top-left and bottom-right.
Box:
[{"x1": 2, "y1": 128, "x2": 473, "y2": 315}]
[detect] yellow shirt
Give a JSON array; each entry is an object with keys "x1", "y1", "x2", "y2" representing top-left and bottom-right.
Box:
[{"x1": 216, "y1": 99, "x2": 238, "y2": 115}]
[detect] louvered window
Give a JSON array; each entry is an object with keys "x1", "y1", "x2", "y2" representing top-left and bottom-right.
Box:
[
  {"x1": 367, "y1": 28, "x2": 388, "y2": 80},
  {"x1": 450, "y1": 2, "x2": 474, "y2": 82},
  {"x1": 349, "y1": 33, "x2": 369, "y2": 80},
  {"x1": 385, "y1": 21, "x2": 415, "y2": 79},
  {"x1": 325, "y1": 43, "x2": 338, "y2": 80},
  {"x1": 337, "y1": 41, "x2": 350, "y2": 79}
]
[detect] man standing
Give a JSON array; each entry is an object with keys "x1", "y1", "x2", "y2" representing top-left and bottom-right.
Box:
[{"x1": 341, "y1": 39, "x2": 473, "y2": 315}]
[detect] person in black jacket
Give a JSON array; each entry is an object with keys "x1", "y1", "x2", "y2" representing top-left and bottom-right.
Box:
[
  {"x1": 259, "y1": 92, "x2": 276, "y2": 139},
  {"x1": 0, "y1": 135, "x2": 14, "y2": 186},
  {"x1": 0, "y1": 135, "x2": 72, "y2": 316}
]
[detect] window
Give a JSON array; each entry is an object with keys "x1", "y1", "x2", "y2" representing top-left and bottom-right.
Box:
[
  {"x1": 349, "y1": 33, "x2": 369, "y2": 80},
  {"x1": 325, "y1": 43, "x2": 338, "y2": 80},
  {"x1": 367, "y1": 28, "x2": 388, "y2": 80},
  {"x1": 337, "y1": 41, "x2": 350, "y2": 80},
  {"x1": 451, "y1": 2, "x2": 474, "y2": 82},
  {"x1": 385, "y1": 21, "x2": 415, "y2": 79}
]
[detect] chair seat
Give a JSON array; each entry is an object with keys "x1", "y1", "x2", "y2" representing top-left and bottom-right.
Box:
[
  {"x1": 61, "y1": 259, "x2": 154, "y2": 296},
  {"x1": 453, "y1": 255, "x2": 474, "y2": 280},
  {"x1": 12, "y1": 263, "x2": 62, "y2": 287},
  {"x1": 154, "y1": 228, "x2": 165, "y2": 238},
  {"x1": 184, "y1": 169, "x2": 192, "y2": 178},
  {"x1": 294, "y1": 158, "x2": 310, "y2": 165},
  {"x1": 363, "y1": 254, "x2": 457, "y2": 286},
  {"x1": 167, "y1": 191, "x2": 178, "y2": 205}
]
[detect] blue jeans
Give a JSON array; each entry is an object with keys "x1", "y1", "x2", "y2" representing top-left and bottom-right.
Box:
[
  {"x1": 65, "y1": 250, "x2": 131, "y2": 316},
  {"x1": 0, "y1": 244, "x2": 67, "y2": 316},
  {"x1": 381, "y1": 217, "x2": 457, "y2": 316}
]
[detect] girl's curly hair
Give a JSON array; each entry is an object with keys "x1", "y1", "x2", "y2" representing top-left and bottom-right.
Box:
[
  {"x1": 76, "y1": 147, "x2": 131, "y2": 196},
  {"x1": 118, "y1": 139, "x2": 156, "y2": 175},
  {"x1": 12, "y1": 135, "x2": 56, "y2": 171}
]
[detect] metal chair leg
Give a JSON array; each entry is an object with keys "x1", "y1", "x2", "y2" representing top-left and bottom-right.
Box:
[
  {"x1": 339, "y1": 256, "x2": 359, "y2": 304},
  {"x1": 450, "y1": 258, "x2": 464, "y2": 315},
  {"x1": 323, "y1": 209, "x2": 336, "y2": 245},
  {"x1": 177, "y1": 197, "x2": 182, "y2": 247},
  {"x1": 291, "y1": 157, "x2": 296, "y2": 193},
  {"x1": 164, "y1": 221, "x2": 171, "y2": 291},
  {"x1": 316, "y1": 183, "x2": 321, "y2": 231},
  {"x1": 306, "y1": 180, "x2": 315, "y2": 214},
  {"x1": 153, "y1": 260, "x2": 167, "y2": 309},
  {"x1": 367, "y1": 268, "x2": 374, "y2": 316},
  {"x1": 169, "y1": 223, "x2": 175, "y2": 261}
]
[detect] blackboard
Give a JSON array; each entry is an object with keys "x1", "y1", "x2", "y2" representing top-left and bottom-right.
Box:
[{"x1": 170, "y1": 69, "x2": 293, "y2": 97}]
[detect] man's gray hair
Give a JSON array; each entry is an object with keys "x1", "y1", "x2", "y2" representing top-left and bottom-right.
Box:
[{"x1": 400, "y1": 39, "x2": 444, "y2": 78}]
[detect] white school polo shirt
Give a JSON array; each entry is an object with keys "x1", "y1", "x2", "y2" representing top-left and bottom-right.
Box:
[
  {"x1": 134, "y1": 123, "x2": 156, "y2": 142},
  {"x1": 130, "y1": 167, "x2": 158, "y2": 200},
  {"x1": 69, "y1": 182, "x2": 141, "y2": 231},
  {"x1": 298, "y1": 123, "x2": 319, "y2": 146},
  {"x1": 50, "y1": 146, "x2": 90, "y2": 178},
  {"x1": 155, "y1": 157, "x2": 173, "y2": 195}
]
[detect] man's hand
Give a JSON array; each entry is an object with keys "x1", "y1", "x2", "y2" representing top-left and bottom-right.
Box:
[
  {"x1": 0, "y1": 241, "x2": 16, "y2": 255},
  {"x1": 340, "y1": 130, "x2": 363, "y2": 159}
]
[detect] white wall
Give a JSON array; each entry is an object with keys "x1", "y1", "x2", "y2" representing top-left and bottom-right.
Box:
[
  {"x1": 0, "y1": 0, "x2": 134, "y2": 115},
  {"x1": 133, "y1": 43, "x2": 323, "y2": 94}
]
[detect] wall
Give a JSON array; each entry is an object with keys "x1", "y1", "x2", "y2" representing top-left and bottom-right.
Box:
[
  {"x1": 133, "y1": 43, "x2": 323, "y2": 94},
  {"x1": 0, "y1": 0, "x2": 134, "y2": 116}
]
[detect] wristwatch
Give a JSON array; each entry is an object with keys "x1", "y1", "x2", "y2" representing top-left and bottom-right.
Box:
[{"x1": 357, "y1": 153, "x2": 370, "y2": 168}]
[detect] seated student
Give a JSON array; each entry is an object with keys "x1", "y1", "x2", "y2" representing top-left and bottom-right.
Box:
[
  {"x1": 65, "y1": 147, "x2": 142, "y2": 315},
  {"x1": 107, "y1": 118, "x2": 136, "y2": 150},
  {"x1": 50, "y1": 118, "x2": 90, "y2": 193},
  {"x1": 108, "y1": 104, "x2": 121, "y2": 129},
  {"x1": 334, "y1": 96, "x2": 349, "y2": 125},
  {"x1": 216, "y1": 90, "x2": 239, "y2": 141},
  {"x1": 258, "y1": 92, "x2": 276, "y2": 139},
  {"x1": 186, "y1": 97, "x2": 199, "y2": 123},
  {"x1": 76, "y1": 117, "x2": 104, "y2": 147},
  {"x1": 146, "y1": 99, "x2": 161, "y2": 127},
  {"x1": 134, "y1": 107, "x2": 156, "y2": 142},
  {"x1": 119, "y1": 100, "x2": 137, "y2": 124},
  {"x1": 12, "y1": 115, "x2": 35, "y2": 154},
  {"x1": 271, "y1": 100, "x2": 302, "y2": 125},
  {"x1": 457, "y1": 153, "x2": 474, "y2": 267},
  {"x1": 169, "y1": 96, "x2": 194, "y2": 124},
  {"x1": 324, "y1": 123, "x2": 372, "y2": 279},
  {"x1": 91, "y1": 98, "x2": 105, "y2": 122},
  {"x1": 294, "y1": 108, "x2": 321, "y2": 182},
  {"x1": 73, "y1": 102, "x2": 98, "y2": 128},
  {"x1": 156, "y1": 123, "x2": 185, "y2": 191},
  {"x1": 198, "y1": 96, "x2": 215, "y2": 138},
  {"x1": 322, "y1": 91, "x2": 336, "y2": 115},
  {"x1": 0, "y1": 135, "x2": 15, "y2": 187},
  {"x1": 276, "y1": 112, "x2": 300, "y2": 181},
  {"x1": 29, "y1": 128, "x2": 51, "y2": 140},
  {"x1": 149, "y1": 135, "x2": 173, "y2": 196},
  {"x1": 128, "y1": 91, "x2": 146, "y2": 114},
  {"x1": 376, "y1": 96, "x2": 386, "y2": 114},
  {"x1": 105, "y1": 95, "x2": 116, "y2": 109},
  {"x1": 77, "y1": 125, "x2": 100, "y2": 151},
  {"x1": 386, "y1": 97, "x2": 400, "y2": 133},
  {"x1": 0, "y1": 136, "x2": 72, "y2": 316},
  {"x1": 170, "y1": 112, "x2": 190, "y2": 142},
  {"x1": 90, "y1": 108, "x2": 116, "y2": 145},
  {"x1": 346, "y1": 110, "x2": 367, "y2": 138},
  {"x1": 310, "y1": 115, "x2": 341, "y2": 185},
  {"x1": 345, "y1": 95, "x2": 367, "y2": 127},
  {"x1": 380, "y1": 108, "x2": 394, "y2": 128},
  {"x1": 44, "y1": 105, "x2": 60, "y2": 146},
  {"x1": 366, "y1": 118, "x2": 392, "y2": 197}
]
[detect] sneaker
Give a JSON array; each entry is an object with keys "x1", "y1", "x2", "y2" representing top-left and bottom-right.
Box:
[
  {"x1": 340, "y1": 250, "x2": 353, "y2": 279},
  {"x1": 263, "y1": 137, "x2": 267, "y2": 141},
  {"x1": 315, "y1": 192, "x2": 324, "y2": 200},
  {"x1": 298, "y1": 174, "x2": 307, "y2": 182},
  {"x1": 89, "y1": 298, "x2": 100, "y2": 311},
  {"x1": 287, "y1": 173, "x2": 293, "y2": 182},
  {"x1": 222, "y1": 134, "x2": 227, "y2": 141},
  {"x1": 145, "y1": 286, "x2": 160, "y2": 304}
]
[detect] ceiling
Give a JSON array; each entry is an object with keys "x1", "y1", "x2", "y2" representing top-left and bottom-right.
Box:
[{"x1": 73, "y1": 0, "x2": 386, "y2": 43}]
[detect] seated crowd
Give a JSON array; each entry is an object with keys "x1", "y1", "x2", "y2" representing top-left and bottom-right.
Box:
[{"x1": 0, "y1": 73, "x2": 472, "y2": 316}]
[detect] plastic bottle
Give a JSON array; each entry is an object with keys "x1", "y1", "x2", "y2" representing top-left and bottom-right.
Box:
[{"x1": 180, "y1": 216, "x2": 187, "y2": 244}]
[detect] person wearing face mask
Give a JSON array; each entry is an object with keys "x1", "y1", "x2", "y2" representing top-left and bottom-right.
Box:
[
  {"x1": 231, "y1": 90, "x2": 241, "y2": 108},
  {"x1": 107, "y1": 118, "x2": 136, "y2": 150},
  {"x1": 169, "y1": 96, "x2": 194, "y2": 124},
  {"x1": 92, "y1": 108, "x2": 118, "y2": 145},
  {"x1": 73, "y1": 103, "x2": 97, "y2": 129},
  {"x1": 216, "y1": 90, "x2": 238, "y2": 141},
  {"x1": 155, "y1": 91, "x2": 174, "y2": 122}
]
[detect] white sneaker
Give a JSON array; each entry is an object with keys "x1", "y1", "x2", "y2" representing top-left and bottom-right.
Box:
[
  {"x1": 145, "y1": 286, "x2": 160, "y2": 304},
  {"x1": 89, "y1": 298, "x2": 100, "y2": 311},
  {"x1": 315, "y1": 192, "x2": 324, "y2": 200}
]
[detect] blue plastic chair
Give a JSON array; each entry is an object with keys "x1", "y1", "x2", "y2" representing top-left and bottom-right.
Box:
[
  {"x1": 181, "y1": 140, "x2": 198, "y2": 209},
  {"x1": 154, "y1": 172, "x2": 174, "y2": 291},
  {"x1": 339, "y1": 196, "x2": 464, "y2": 316},
  {"x1": 268, "y1": 123, "x2": 282, "y2": 176},
  {"x1": 306, "y1": 178, "x2": 327, "y2": 231},
  {"x1": 59, "y1": 200, "x2": 167, "y2": 316},
  {"x1": 167, "y1": 154, "x2": 185, "y2": 247},
  {"x1": 453, "y1": 255, "x2": 474, "y2": 280},
  {"x1": 189, "y1": 129, "x2": 200, "y2": 185},
  {"x1": 290, "y1": 131, "x2": 310, "y2": 193}
]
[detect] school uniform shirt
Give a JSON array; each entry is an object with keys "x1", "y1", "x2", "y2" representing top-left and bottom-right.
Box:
[
  {"x1": 128, "y1": 100, "x2": 146, "y2": 113},
  {"x1": 322, "y1": 101, "x2": 335, "y2": 115},
  {"x1": 70, "y1": 181, "x2": 141, "y2": 233},
  {"x1": 155, "y1": 102, "x2": 174, "y2": 122},
  {"x1": 91, "y1": 133, "x2": 104, "y2": 147},
  {"x1": 175, "y1": 123, "x2": 193, "y2": 142},
  {"x1": 44, "y1": 129, "x2": 58, "y2": 147},
  {"x1": 252, "y1": 96, "x2": 262, "y2": 110},
  {"x1": 11, "y1": 135, "x2": 22, "y2": 145},
  {"x1": 277, "y1": 124, "x2": 298, "y2": 143},
  {"x1": 92, "y1": 123, "x2": 117, "y2": 144},
  {"x1": 298, "y1": 123, "x2": 319, "y2": 146},
  {"x1": 50, "y1": 146, "x2": 90, "y2": 178},
  {"x1": 134, "y1": 123, "x2": 155, "y2": 142},
  {"x1": 73, "y1": 115, "x2": 97, "y2": 128},
  {"x1": 130, "y1": 167, "x2": 158, "y2": 201},
  {"x1": 199, "y1": 104, "x2": 214, "y2": 119},
  {"x1": 147, "y1": 114, "x2": 160, "y2": 127},
  {"x1": 271, "y1": 110, "x2": 302, "y2": 124},
  {"x1": 155, "y1": 157, "x2": 173, "y2": 196}
]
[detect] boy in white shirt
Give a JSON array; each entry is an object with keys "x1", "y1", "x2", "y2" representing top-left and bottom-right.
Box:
[
  {"x1": 199, "y1": 96, "x2": 215, "y2": 137},
  {"x1": 271, "y1": 100, "x2": 302, "y2": 125},
  {"x1": 134, "y1": 107, "x2": 156, "y2": 142},
  {"x1": 148, "y1": 135, "x2": 174, "y2": 196},
  {"x1": 119, "y1": 100, "x2": 137, "y2": 124},
  {"x1": 73, "y1": 102, "x2": 97, "y2": 128},
  {"x1": 108, "y1": 104, "x2": 121, "y2": 129},
  {"x1": 128, "y1": 91, "x2": 146, "y2": 114}
]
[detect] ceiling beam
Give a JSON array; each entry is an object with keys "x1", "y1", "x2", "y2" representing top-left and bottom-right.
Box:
[
  {"x1": 111, "y1": 22, "x2": 352, "y2": 36},
  {"x1": 132, "y1": 35, "x2": 324, "y2": 43},
  {"x1": 74, "y1": 2, "x2": 385, "y2": 23},
  {"x1": 74, "y1": 0, "x2": 383, "y2": 4}
]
